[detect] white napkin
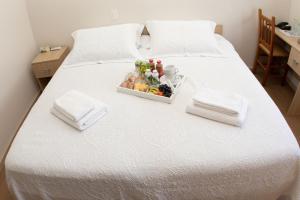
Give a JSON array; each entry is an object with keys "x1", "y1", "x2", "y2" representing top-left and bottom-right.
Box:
[
  {"x1": 186, "y1": 98, "x2": 248, "y2": 127},
  {"x1": 54, "y1": 90, "x2": 95, "y2": 121},
  {"x1": 192, "y1": 87, "x2": 244, "y2": 115},
  {"x1": 51, "y1": 101, "x2": 108, "y2": 131}
]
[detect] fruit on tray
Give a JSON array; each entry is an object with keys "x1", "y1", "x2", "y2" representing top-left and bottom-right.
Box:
[
  {"x1": 120, "y1": 81, "x2": 129, "y2": 88},
  {"x1": 120, "y1": 81, "x2": 134, "y2": 89},
  {"x1": 159, "y1": 84, "x2": 172, "y2": 97},
  {"x1": 128, "y1": 82, "x2": 134, "y2": 89},
  {"x1": 148, "y1": 86, "x2": 171, "y2": 97},
  {"x1": 134, "y1": 82, "x2": 149, "y2": 92},
  {"x1": 135, "y1": 60, "x2": 150, "y2": 74},
  {"x1": 121, "y1": 73, "x2": 137, "y2": 89},
  {"x1": 148, "y1": 87, "x2": 159, "y2": 95},
  {"x1": 157, "y1": 91, "x2": 164, "y2": 96},
  {"x1": 120, "y1": 60, "x2": 177, "y2": 99},
  {"x1": 128, "y1": 76, "x2": 136, "y2": 83},
  {"x1": 146, "y1": 72, "x2": 160, "y2": 86}
]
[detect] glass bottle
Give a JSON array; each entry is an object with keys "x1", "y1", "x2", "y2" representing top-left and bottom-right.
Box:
[
  {"x1": 149, "y1": 59, "x2": 155, "y2": 72},
  {"x1": 156, "y1": 60, "x2": 164, "y2": 78}
]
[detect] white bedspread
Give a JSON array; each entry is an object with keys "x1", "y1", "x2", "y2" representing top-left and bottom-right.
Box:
[{"x1": 5, "y1": 36, "x2": 300, "y2": 200}]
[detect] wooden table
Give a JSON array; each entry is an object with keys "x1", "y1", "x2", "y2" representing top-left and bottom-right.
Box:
[{"x1": 275, "y1": 28, "x2": 300, "y2": 115}]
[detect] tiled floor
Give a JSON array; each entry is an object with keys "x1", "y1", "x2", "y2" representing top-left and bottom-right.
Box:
[
  {"x1": 0, "y1": 73, "x2": 299, "y2": 200},
  {"x1": 255, "y1": 71, "x2": 300, "y2": 143}
]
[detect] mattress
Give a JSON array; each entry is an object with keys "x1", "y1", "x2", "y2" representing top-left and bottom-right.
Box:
[{"x1": 5, "y1": 36, "x2": 300, "y2": 200}]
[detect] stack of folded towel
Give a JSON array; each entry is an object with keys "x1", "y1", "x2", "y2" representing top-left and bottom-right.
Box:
[
  {"x1": 186, "y1": 87, "x2": 248, "y2": 127},
  {"x1": 51, "y1": 90, "x2": 108, "y2": 131}
]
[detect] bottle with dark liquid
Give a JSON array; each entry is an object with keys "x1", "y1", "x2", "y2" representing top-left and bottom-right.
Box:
[
  {"x1": 156, "y1": 60, "x2": 164, "y2": 78},
  {"x1": 149, "y1": 59, "x2": 155, "y2": 72}
]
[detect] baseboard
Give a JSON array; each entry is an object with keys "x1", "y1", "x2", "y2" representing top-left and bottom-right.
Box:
[
  {"x1": 287, "y1": 78, "x2": 297, "y2": 91},
  {"x1": 287, "y1": 71, "x2": 299, "y2": 91},
  {"x1": 0, "y1": 91, "x2": 41, "y2": 173}
]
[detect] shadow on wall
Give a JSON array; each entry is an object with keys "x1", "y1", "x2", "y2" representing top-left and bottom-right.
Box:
[{"x1": 0, "y1": 69, "x2": 39, "y2": 160}]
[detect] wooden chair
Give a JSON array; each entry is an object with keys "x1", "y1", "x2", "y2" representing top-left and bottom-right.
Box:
[{"x1": 252, "y1": 9, "x2": 289, "y2": 86}]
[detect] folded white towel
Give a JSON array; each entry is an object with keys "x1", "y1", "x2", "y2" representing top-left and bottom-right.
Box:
[
  {"x1": 186, "y1": 98, "x2": 248, "y2": 127},
  {"x1": 54, "y1": 90, "x2": 95, "y2": 122},
  {"x1": 193, "y1": 87, "x2": 244, "y2": 115},
  {"x1": 51, "y1": 101, "x2": 108, "y2": 131}
]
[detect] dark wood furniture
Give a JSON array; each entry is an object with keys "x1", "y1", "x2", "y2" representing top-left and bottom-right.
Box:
[{"x1": 252, "y1": 9, "x2": 289, "y2": 86}]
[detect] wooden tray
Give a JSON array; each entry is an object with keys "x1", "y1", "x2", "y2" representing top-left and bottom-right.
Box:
[{"x1": 117, "y1": 75, "x2": 186, "y2": 104}]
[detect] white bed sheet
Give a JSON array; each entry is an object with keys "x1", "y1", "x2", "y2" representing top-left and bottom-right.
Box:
[{"x1": 5, "y1": 36, "x2": 300, "y2": 200}]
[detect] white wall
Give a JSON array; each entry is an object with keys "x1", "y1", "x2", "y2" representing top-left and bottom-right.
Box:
[
  {"x1": 290, "y1": 0, "x2": 300, "y2": 23},
  {"x1": 0, "y1": 0, "x2": 39, "y2": 162},
  {"x1": 26, "y1": 0, "x2": 291, "y2": 66}
]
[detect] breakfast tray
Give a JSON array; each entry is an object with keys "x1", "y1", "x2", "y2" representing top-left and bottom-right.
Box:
[{"x1": 117, "y1": 75, "x2": 186, "y2": 104}]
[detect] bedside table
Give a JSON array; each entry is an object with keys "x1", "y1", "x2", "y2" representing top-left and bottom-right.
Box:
[{"x1": 32, "y1": 47, "x2": 69, "y2": 90}]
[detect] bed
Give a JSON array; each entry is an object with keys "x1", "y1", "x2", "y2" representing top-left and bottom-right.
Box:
[{"x1": 5, "y1": 23, "x2": 300, "y2": 200}]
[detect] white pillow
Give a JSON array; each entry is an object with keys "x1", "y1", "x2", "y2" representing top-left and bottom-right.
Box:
[
  {"x1": 65, "y1": 24, "x2": 144, "y2": 66},
  {"x1": 146, "y1": 20, "x2": 222, "y2": 57}
]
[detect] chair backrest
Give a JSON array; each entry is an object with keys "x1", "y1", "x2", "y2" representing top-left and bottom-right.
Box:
[{"x1": 258, "y1": 9, "x2": 276, "y2": 54}]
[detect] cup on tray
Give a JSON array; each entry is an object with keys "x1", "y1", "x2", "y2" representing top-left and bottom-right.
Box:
[{"x1": 164, "y1": 65, "x2": 178, "y2": 83}]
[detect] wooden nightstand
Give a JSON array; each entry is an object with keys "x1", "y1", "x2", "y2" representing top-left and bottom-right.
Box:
[{"x1": 32, "y1": 47, "x2": 69, "y2": 90}]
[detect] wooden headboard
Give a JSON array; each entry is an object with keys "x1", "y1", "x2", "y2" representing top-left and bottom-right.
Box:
[
  {"x1": 215, "y1": 24, "x2": 223, "y2": 35},
  {"x1": 142, "y1": 24, "x2": 223, "y2": 36}
]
